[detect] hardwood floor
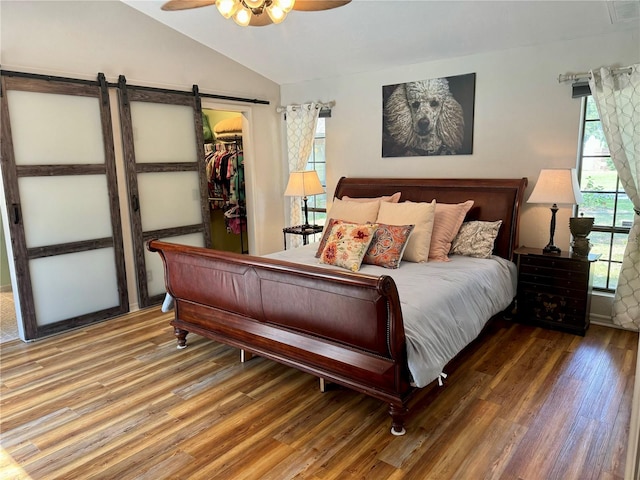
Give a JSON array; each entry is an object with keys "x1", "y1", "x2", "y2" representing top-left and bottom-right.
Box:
[{"x1": 0, "y1": 308, "x2": 636, "y2": 479}]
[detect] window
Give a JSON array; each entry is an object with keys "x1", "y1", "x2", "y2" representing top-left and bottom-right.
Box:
[
  {"x1": 576, "y1": 96, "x2": 632, "y2": 291},
  {"x1": 305, "y1": 117, "x2": 327, "y2": 226}
]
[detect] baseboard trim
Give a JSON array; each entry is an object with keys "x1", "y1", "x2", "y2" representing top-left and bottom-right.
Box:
[
  {"x1": 590, "y1": 313, "x2": 639, "y2": 332},
  {"x1": 590, "y1": 313, "x2": 616, "y2": 329}
]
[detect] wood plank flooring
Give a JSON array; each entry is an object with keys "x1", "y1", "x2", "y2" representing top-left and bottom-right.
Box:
[{"x1": 0, "y1": 308, "x2": 636, "y2": 479}]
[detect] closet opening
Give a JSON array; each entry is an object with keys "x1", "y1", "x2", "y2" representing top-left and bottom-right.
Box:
[{"x1": 203, "y1": 109, "x2": 248, "y2": 254}]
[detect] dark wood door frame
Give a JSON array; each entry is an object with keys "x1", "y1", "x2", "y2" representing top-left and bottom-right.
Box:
[
  {"x1": 0, "y1": 72, "x2": 128, "y2": 340},
  {"x1": 117, "y1": 76, "x2": 211, "y2": 309}
]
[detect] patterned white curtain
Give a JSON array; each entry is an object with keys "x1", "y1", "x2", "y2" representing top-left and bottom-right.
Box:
[
  {"x1": 589, "y1": 64, "x2": 640, "y2": 329},
  {"x1": 285, "y1": 102, "x2": 320, "y2": 246}
]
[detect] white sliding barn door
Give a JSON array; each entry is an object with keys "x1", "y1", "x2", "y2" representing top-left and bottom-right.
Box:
[
  {"x1": 117, "y1": 78, "x2": 210, "y2": 308},
  {"x1": 0, "y1": 73, "x2": 128, "y2": 340}
]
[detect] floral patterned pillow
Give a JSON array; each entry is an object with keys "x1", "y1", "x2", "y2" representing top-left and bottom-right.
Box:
[
  {"x1": 363, "y1": 223, "x2": 415, "y2": 269},
  {"x1": 319, "y1": 223, "x2": 378, "y2": 272},
  {"x1": 450, "y1": 220, "x2": 503, "y2": 258},
  {"x1": 315, "y1": 218, "x2": 354, "y2": 258}
]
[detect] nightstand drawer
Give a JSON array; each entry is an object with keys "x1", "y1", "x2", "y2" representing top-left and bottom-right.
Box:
[
  {"x1": 519, "y1": 263, "x2": 588, "y2": 283},
  {"x1": 519, "y1": 310, "x2": 586, "y2": 330},
  {"x1": 519, "y1": 272, "x2": 587, "y2": 292},
  {"x1": 519, "y1": 255, "x2": 585, "y2": 273},
  {"x1": 518, "y1": 286, "x2": 586, "y2": 313},
  {"x1": 518, "y1": 295, "x2": 586, "y2": 329}
]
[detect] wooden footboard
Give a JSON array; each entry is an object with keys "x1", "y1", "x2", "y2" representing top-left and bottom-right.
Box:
[{"x1": 147, "y1": 240, "x2": 414, "y2": 434}]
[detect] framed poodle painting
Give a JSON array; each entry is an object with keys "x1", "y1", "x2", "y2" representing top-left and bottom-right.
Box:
[{"x1": 382, "y1": 72, "x2": 476, "y2": 157}]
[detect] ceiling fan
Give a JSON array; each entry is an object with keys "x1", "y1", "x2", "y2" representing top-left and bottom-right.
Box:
[{"x1": 161, "y1": 0, "x2": 351, "y2": 27}]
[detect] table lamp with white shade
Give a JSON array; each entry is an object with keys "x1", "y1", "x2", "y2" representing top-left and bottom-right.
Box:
[
  {"x1": 284, "y1": 170, "x2": 325, "y2": 227},
  {"x1": 527, "y1": 168, "x2": 583, "y2": 254}
]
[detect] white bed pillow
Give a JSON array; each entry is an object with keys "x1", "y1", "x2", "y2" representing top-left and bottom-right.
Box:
[{"x1": 375, "y1": 200, "x2": 436, "y2": 262}]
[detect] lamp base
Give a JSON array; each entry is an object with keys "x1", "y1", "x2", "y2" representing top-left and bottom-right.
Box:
[
  {"x1": 542, "y1": 204, "x2": 561, "y2": 255},
  {"x1": 302, "y1": 196, "x2": 310, "y2": 228},
  {"x1": 543, "y1": 244, "x2": 561, "y2": 254}
]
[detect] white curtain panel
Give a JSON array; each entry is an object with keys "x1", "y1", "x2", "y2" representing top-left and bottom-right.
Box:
[
  {"x1": 589, "y1": 64, "x2": 640, "y2": 329},
  {"x1": 285, "y1": 102, "x2": 320, "y2": 246}
]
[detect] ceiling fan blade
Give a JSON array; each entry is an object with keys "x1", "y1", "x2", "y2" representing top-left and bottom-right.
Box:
[
  {"x1": 292, "y1": 0, "x2": 351, "y2": 12},
  {"x1": 161, "y1": 0, "x2": 217, "y2": 11}
]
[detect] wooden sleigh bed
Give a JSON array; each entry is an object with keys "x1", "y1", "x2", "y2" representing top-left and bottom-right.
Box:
[{"x1": 148, "y1": 177, "x2": 527, "y2": 435}]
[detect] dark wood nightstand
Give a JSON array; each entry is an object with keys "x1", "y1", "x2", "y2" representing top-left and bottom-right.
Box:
[
  {"x1": 514, "y1": 247, "x2": 600, "y2": 336},
  {"x1": 282, "y1": 224, "x2": 323, "y2": 250}
]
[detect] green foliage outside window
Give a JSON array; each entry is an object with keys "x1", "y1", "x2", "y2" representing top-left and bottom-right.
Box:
[
  {"x1": 305, "y1": 118, "x2": 327, "y2": 229},
  {"x1": 577, "y1": 96, "x2": 631, "y2": 291}
]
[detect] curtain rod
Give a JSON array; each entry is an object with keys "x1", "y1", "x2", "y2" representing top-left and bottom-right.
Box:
[
  {"x1": 558, "y1": 66, "x2": 634, "y2": 83},
  {"x1": 276, "y1": 101, "x2": 335, "y2": 113}
]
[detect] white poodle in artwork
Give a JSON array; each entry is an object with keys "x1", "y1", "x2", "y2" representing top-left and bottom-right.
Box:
[{"x1": 383, "y1": 78, "x2": 465, "y2": 156}]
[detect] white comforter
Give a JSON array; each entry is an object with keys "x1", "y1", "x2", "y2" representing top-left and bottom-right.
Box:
[{"x1": 266, "y1": 243, "x2": 517, "y2": 388}]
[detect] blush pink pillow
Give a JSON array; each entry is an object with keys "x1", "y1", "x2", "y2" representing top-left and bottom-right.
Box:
[{"x1": 428, "y1": 200, "x2": 474, "y2": 261}]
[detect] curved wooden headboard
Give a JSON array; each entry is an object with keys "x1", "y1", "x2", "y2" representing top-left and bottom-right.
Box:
[{"x1": 334, "y1": 177, "x2": 528, "y2": 261}]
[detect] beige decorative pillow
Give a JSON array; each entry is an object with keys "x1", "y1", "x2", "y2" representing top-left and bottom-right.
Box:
[
  {"x1": 375, "y1": 200, "x2": 436, "y2": 262},
  {"x1": 342, "y1": 192, "x2": 401, "y2": 203},
  {"x1": 324, "y1": 198, "x2": 381, "y2": 227},
  {"x1": 450, "y1": 220, "x2": 503, "y2": 258},
  {"x1": 319, "y1": 223, "x2": 378, "y2": 272},
  {"x1": 429, "y1": 200, "x2": 474, "y2": 262}
]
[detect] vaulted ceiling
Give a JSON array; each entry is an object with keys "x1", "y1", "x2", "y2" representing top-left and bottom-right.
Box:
[{"x1": 123, "y1": 0, "x2": 639, "y2": 85}]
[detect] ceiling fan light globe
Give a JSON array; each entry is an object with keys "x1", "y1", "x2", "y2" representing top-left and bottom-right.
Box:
[
  {"x1": 266, "y1": 4, "x2": 287, "y2": 22},
  {"x1": 233, "y1": 6, "x2": 252, "y2": 25},
  {"x1": 243, "y1": 0, "x2": 264, "y2": 9},
  {"x1": 273, "y1": 0, "x2": 294, "y2": 13},
  {"x1": 216, "y1": 0, "x2": 239, "y2": 18}
]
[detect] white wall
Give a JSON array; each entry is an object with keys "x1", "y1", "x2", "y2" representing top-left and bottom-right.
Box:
[
  {"x1": 280, "y1": 29, "x2": 638, "y2": 321},
  {"x1": 1, "y1": 0, "x2": 285, "y2": 312},
  {"x1": 281, "y1": 29, "x2": 638, "y2": 254}
]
